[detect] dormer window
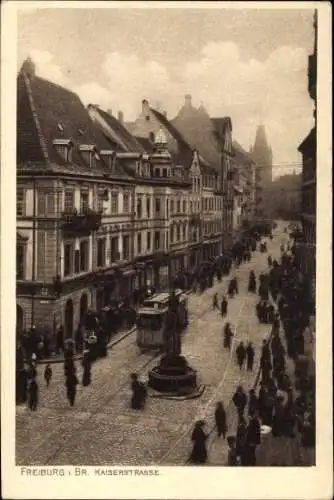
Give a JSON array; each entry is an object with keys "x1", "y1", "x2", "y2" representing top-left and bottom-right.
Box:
[
  {"x1": 100, "y1": 150, "x2": 114, "y2": 169},
  {"x1": 53, "y1": 139, "x2": 73, "y2": 163},
  {"x1": 79, "y1": 144, "x2": 97, "y2": 168}
]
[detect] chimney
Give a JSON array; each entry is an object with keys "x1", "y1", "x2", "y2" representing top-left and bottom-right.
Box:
[
  {"x1": 107, "y1": 109, "x2": 113, "y2": 116},
  {"x1": 185, "y1": 94, "x2": 192, "y2": 107},
  {"x1": 118, "y1": 111, "x2": 124, "y2": 123},
  {"x1": 20, "y1": 57, "x2": 36, "y2": 80},
  {"x1": 142, "y1": 99, "x2": 149, "y2": 113}
]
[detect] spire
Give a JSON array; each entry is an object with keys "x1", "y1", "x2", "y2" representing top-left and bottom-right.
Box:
[{"x1": 251, "y1": 124, "x2": 272, "y2": 169}]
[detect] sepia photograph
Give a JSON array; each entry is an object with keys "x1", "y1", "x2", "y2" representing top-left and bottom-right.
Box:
[{"x1": 1, "y1": 1, "x2": 332, "y2": 499}]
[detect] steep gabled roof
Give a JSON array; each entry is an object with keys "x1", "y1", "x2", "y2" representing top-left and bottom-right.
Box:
[
  {"x1": 232, "y1": 140, "x2": 254, "y2": 165},
  {"x1": 211, "y1": 117, "x2": 232, "y2": 132},
  {"x1": 171, "y1": 104, "x2": 223, "y2": 171},
  {"x1": 150, "y1": 108, "x2": 198, "y2": 169},
  {"x1": 17, "y1": 65, "x2": 130, "y2": 179},
  {"x1": 135, "y1": 136, "x2": 154, "y2": 153},
  {"x1": 89, "y1": 106, "x2": 145, "y2": 154}
]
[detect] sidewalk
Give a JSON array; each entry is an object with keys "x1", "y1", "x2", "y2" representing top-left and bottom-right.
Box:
[
  {"x1": 36, "y1": 288, "x2": 194, "y2": 365},
  {"x1": 36, "y1": 325, "x2": 137, "y2": 365}
]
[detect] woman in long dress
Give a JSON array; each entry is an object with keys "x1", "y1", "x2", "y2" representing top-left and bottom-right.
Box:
[{"x1": 189, "y1": 421, "x2": 208, "y2": 464}]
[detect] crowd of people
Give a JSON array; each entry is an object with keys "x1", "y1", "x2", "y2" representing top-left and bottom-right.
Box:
[{"x1": 188, "y1": 227, "x2": 315, "y2": 466}]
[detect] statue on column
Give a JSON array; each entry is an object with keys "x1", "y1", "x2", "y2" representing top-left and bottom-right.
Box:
[{"x1": 163, "y1": 291, "x2": 181, "y2": 357}]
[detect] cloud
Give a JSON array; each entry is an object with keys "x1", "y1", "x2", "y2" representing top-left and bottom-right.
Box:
[
  {"x1": 21, "y1": 43, "x2": 314, "y2": 170},
  {"x1": 181, "y1": 41, "x2": 314, "y2": 167},
  {"x1": 22, "y1": 49, "x2": 114, "y2": 111}
]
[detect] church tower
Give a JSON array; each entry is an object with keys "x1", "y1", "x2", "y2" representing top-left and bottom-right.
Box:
[
  {"x1": 250, "y1": 125, "x2": 273, "y2": 185},
  {"x1": 250, "y1": 125, "x2": 273, "y2": 217}
]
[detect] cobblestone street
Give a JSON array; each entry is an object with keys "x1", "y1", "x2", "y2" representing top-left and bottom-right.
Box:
[{"x1": 16, "y1": 227, "x2": 287, "y2": 466}]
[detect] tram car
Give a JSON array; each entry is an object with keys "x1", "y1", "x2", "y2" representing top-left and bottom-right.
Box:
[{"x1": 136, "y1": 290, "x2": 188, "y2": 350}]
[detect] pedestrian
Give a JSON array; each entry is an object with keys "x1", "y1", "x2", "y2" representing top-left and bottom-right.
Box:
[
  {"x1": 248, "y1": 271, "x2": 256, "y2": 293},
  {"x1": 28, "y1": 378, "x2": 38, "y2": 411},
  {"x1": 220, "y1": 296, "x2": 228, "y2": 317},
  {"x1": 236, "y1": 416, "x2": 248, "y2": 463},
  {"x1": 245, "y1": 413, "x2": 261, "y2": 465},
  {"x1": 236, "y1": 341, "x2": 246, "y2": 370},
  {"x1": 189, "y1": 420, "x2": 208, "y2": 464},
  {"x1": 227, "y1": 436, "x2": 240, "y2": 466},
  {"x1": 215, "y1": 401, "x2": 227, "y2": 438},
  {"x1": 82, "y1": 350, "x2": 92, "y2": 387},
  {"x1": 130, "y1": 373, "x2": 147, "y2": 410},
  {"x1": 66, "y1": 372, "x2": 79, "y2": 407},
  {"x1": 246, "y1": 342, "x2": 255, "y2": 371},
  {"x1": 212, "y1": 293, "x2": 219, "y2": 311},
  {"x1": 233, "y1": 385, "x2": 247, "y2": 419},
  {"x1": 223, "y1": 322, "x2": 234, "y2": 349},
  {"x1": 44, "y1": 364, "x2": 52, "y2": 387},
  {"x1": 272, "y1": 395, "x2": 285, "y2": 437},
  {"x1": 248, "y1": 389, "x2": 258, "y2": 416}
]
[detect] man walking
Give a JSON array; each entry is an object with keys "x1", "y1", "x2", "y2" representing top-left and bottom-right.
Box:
[{"x1": 246, "y1": 342, "x2": 255, "y2": 371}]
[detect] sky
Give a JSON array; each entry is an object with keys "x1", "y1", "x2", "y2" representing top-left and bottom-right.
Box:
[{"x1": 17, "y1": 6, "x2": 315, "y2": 177}]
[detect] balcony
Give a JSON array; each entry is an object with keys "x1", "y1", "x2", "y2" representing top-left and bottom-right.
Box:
[{"x1": 61, "y1": 209, "x2": 102, "y2": 236}]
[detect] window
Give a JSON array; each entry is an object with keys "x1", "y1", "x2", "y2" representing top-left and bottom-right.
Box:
[
  {"x1": 183, "y1": 200, "x2": 186, "y2": 213},
  {"x1": 37, "y1": 192, "x2": 46, "y2": 216},
  {"x1": 97, "y1": 238, "x2": 106, "y2": 268},
  {"x1": 137, "y1": 197, "x2": 142, "y2": 218},
  {"x1": 123, "y1": 194, "x2": 129, "y2": 213},
  {"x1": 80, "y1": 191, "x2": 89, "y2": 213},
  {"x1": 122, "y1": 235, "x2": 130, "y2": 260},
  {"x1": 177, "y1": 200, "x2": 181, "y2": 213},
  {"x1": 170, "y1": 200, "x2": 174, "y2": 213},
  {"x1": 16, "y1": 245, "x2": 25, "y2": 279},
  {"x1": 154, "y1": 231, "x2": 160, "y2": 250},
  {"x1": 97, "y1": 194, "x2": 104, "y2": 213},
  {"x1": 183, "y1": 224, "x2": 186, "y2": 240},
  {"x1": 170, "y1": 225, "x2": 174, "y2": 243},
  {"x1": 110, "y1": 237, "x2": 119, "y2": 261},
  {"x1": 137, "y1": 233, "x2": 142, "y2": 254},
  {"x1": 74, "y1": 250, "x2": 80, "y2": 274},
  {"x1": 37, "y1": 231, "x2": 46, "y2": 280},
  {"x1": 111, "y1": 194, "x2": 118, "y2": 215},
  {"x1": 190, "y1": 201, "x2": 193, "y2": 213},
  {"x1": 64, "y1": 190, "x2": 74, "y2": 213},
  {"x1": 147, "y1": 231, "x2": 151, "y2": 251},
  {"x1": 46, "y1": 194, "x2": 55, "y2": 215},
  {"x1": 162, "y1": 168, "x2": 167, "y2": 177},
  {"x1": 155, "y1": 198, "x2": 161, "y2": 214},
  {"x1": 17, "y1": 188, "x2": 25, "y2": 216},
  {"x1": 146, "y1": 197, "x2": 151, "y2": 218},
  {"x1": 176, "y1": 225, "x2": 180, "y2": 241},
  {"x1": 64, "y1": 243, "x2": 73, "y2": 277},
  {"x1": 79, "y1": 240, "x2": 89, "y2": 272}
]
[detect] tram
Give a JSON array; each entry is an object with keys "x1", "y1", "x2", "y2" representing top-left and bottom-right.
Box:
[{"x1": 136, "y1": 290, "x2": 188, "y2": 350}]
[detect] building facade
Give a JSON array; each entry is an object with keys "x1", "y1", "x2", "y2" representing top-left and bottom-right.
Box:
[
  {"x1": 16, "y1": 59, "x2": 141, "y2": 339},
  {"x1": 128, "y1": 98, "x2": 225, "y2": 262},
  {"x1": 16, "y1": 61, "x2": 192, "y2": 342},
  {"x1": 296, "y1": 10, "x2": 317, "y2": 301}
]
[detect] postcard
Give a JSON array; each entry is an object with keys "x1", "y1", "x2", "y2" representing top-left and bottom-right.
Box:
[{"x1": 1, "y1": 1, "x2": 332, "y2": 499}]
